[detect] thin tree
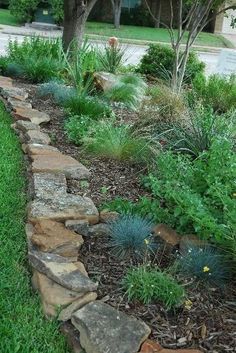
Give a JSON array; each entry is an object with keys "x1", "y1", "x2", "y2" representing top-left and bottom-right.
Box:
[
  {"x1": 62, "y1": 0, "x2": 98, "y2": 51},
  {"x1": 110, "y1": 0, "x2": 122, "y2": 29},
  {"x1": 144, "y1": 0, "x2": 236, "y2": 93}
]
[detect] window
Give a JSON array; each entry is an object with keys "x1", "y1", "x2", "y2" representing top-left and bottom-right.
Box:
[{"x1": 122, "y1": 0, "x2": 141, "y2": 10}]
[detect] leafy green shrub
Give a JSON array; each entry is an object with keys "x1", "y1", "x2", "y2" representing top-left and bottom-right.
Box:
[
  {"x1": 65, "y1": 115, "x2": 92, "y2": 143},
  {"x1": 104, "y1": 74, "x2": 147, "y2": 110},
  {"x1": 9, "y1": 0, "x2": 39, "y2": 22},
  {"x1": 191, "y1": 74, "x2": 236, "y2": 113},
  {"x1": 64, "y1": 95, "x2": 113, "y2": 119},
  {"x1": 83, "y1": 121, "x2": 157, "y2": 163},
  {"x1": 49, "y1": 0, "x2": 63, "y2": 24},
  {"x1": 98, "y1": 39, "x2": 126, "y2": 74},
  {"x1": 176, "y1": 245, "x2": 230, "y2": 287},
  {"x1": 143, "y1": 138, "x2": 236, "y2": 247},
  {"x1": 123, "y1": 266, "x2": 185, "y2": 309},
  {"x1": 3, "y1": 37, "x2": 65, "y2": 82},
  {"x1": 108, "y1": 214, "x2": 155, "y2": 259},
  {"x1": 138, "y1": 44, "x2": 205, "y2": 83}
]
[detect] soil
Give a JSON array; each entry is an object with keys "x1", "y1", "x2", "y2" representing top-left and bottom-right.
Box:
[{"x1": 13, "y1": 79, "x2": 236, "y2": 353}]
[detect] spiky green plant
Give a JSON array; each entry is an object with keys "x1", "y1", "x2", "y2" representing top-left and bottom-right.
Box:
[{"x1": 108, "y1": 214, "x2": 155, "y2": 259}]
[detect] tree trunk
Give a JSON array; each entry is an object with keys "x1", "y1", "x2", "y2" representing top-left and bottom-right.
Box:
[
  {"x1": 111, "y1": 0, "x2": 122, "y2": 29},
  {"x1": 62, "y1": 0, "x2": 97, "y2": 51},
  {"x1": 154, "y1": 0, "x2": 162, "y2": 28}
]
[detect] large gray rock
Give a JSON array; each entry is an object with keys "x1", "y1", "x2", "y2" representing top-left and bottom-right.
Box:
[
  {"x1": 8, "y1": 97, "x2": 32, "y2": 110},
  {"x1": 23, "y1": 143, "x2": 60, "y2": 156},
  {"x1": 71, "y1": 301, "x2": 151, "y2": 353},
  {"x1": 26, "y1": 130, "x2": 51, "y2": 145},
  {"x1": 1, "y1": 87, "x2": 28, "y2": 101},
  {"x1": 30, "y1": 172, "x2": 99, "y2": 224},
  {"x1": 29, "y1": 251, "x2": 98, "y2": 293},
  {"x1": 14, "y1": 120, "x2": 40, "y2": 133}
]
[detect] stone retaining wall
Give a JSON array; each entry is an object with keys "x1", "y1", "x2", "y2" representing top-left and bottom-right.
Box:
[{"x1": 0, "y1": 76, "x2": 202, "y2": 353}]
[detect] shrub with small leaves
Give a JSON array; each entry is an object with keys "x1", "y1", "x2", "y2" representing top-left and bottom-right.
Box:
[
  {"x1": 123, "y1": 266, "x2": 185, "y2": 309},
  {"x1": 175, "y1": 245, "x2": 230, "y2": 287},
  {"x1": 65, "y1": 115, "x2": 92, "y2": 143},
  {"x1": 108, "y1": 214, "x2": 155, "y2": 259}
]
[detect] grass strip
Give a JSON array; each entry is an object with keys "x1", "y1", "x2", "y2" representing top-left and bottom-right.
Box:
[{"x1": 0, "y1": 103, "x2": 70, "y2": 353}]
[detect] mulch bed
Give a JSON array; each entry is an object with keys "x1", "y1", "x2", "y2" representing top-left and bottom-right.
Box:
[{"x1": 14, "y1": 79, "x2": 236, "y2": 353}]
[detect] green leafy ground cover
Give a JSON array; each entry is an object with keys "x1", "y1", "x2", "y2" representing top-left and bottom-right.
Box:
[{"x1": 0, "y1": 103, "x2": 70, "y2": 353}]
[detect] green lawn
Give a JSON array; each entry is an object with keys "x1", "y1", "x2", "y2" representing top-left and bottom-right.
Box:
[
  {"x1": 0, "y1": 8, "x2": 20, "y2": 26},
  {"x1": 0, "y1": 103, "x2": 70, "y2": 353},
  {"x1": 85, "y1": 22, "x2": 233, "y2": 48}
]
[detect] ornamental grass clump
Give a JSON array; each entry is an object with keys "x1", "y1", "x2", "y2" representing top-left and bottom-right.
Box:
[
  {"x1": 123, "y1": 266, "x2": 185, "y2": 309},
  {"x1": 108, "y1": 214, "x2": 156, "y2": 260},
  {"x1": 176, "y1": 245, "x2": 230, "y2": 287}
]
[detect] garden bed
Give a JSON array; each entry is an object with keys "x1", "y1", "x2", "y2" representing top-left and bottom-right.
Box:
[{"x1": 12, "y1": 78, "x2": 236, "y2": 353}]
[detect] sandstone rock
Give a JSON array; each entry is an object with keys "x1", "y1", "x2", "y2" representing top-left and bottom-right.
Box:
[
  {"x1": 158, "y1": 350, "x2": 202, "y2": 353},
  {"x1": 31, "y1": 220, "x2": 83, "y2": 257},
  {"x1": 94, "y1": 72, "x2": 117, "y2": 91},
  {"x1": 100, "y1": 210, "x2": 119, "y2": 223},
  {"x1": 12, "y1": 107, "x2": 50, "y2": 125},
  {"x1": 14, "y1": 120, "x2": 40, "y2": 133},
  {"x1": 60, "y1": 322, "x2": 83, "y2": 353},
  {"x1": 31, "y1": 154, "x2": 90, "y2": 180},
  {"x1": 32, "y1": 172, "x2": 67, "y2": 200},
  {"x1": 24, "y1": 143, "x2": 60, "y2": 156},
  {"x1": 65, "y1": 219, "x2": 90, "y2": 236},
  {"x1": 71, "y1": 301, "x2": 151, "y2": 353},
  {"x1": 153, "y1": 224, "x2": 180, "y2": 247},
  {"x1": 58, "y1": 292, "x2": 97, "y2": 321},
  {"x1": 88, "y1": 223, "x2": 110, "y2": 237},
  {"x1": 0, "y1": 76, "x2": 13, "y2": 88},
  {"x1": 179, "y1": 235, "x2": 206, "y2": 255},
  {"x1": 30, "y1": 173, "x2": 99, "y2": 224},
  {"x1": 29, "y1": 251, "x2": 98, "y2": 292},
  {"x1": 8, "y1": 98, "x2": 32, "y2": 110},
  {"x1": 1, "y1": 87, "x2": 28, "y2": 101},
  {"x1": 139, "y1": 339, "x2": 162, "y2": 352},
  {"x1": 26, "y1": 130, "x2": 51, "y2": 145}
]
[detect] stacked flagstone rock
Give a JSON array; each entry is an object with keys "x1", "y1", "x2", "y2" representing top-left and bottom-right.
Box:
[{"x1": 0, "y1": 76, "x2": 202, "y2": 353}]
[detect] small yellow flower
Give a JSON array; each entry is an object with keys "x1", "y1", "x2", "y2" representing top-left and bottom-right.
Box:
[
  {"x1": 144, "y1": 238, "x2": 150, "y2": 245},
  {"x1": 203, "y1": 266, "x2": 210, "y2": 273},
  {"x1": 233, "y1": 193, "x2": 236, "y2": 197},
  {"x1": 184, "y1": 299, "x2": 193, "y2": 310}
]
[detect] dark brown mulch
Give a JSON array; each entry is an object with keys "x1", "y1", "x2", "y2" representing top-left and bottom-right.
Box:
[
  {"x1": 80, "y1": 233, "x2": 236, "y2": 353},
  {"x1": 13, "y1": 79, "x2": 236, "y2": 353}
]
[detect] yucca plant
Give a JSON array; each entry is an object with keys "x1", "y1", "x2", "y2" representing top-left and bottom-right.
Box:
[
  {"x1": 108, "y1": 214, "x2": 155, "y2": 260},
  {"x1": 98, "y1": 38, "x2": 126, "y2": 74}
]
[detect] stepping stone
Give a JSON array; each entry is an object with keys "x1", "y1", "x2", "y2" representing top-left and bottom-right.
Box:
[
  {"x1": 153, "y1": 224, "x2": 181, "y2": 247},
  {"x1": 31, "y1": 220, "x2": 84, "y2": 257},
  {"x1": 29, "y1": 251, "x2": 98, "y2": 292},
  {"x1": 71, "y1": 301, "x2": 151, "y2": 353},
  {"x1": 23, "y1": 143, "x2": 60, "y2": 156},
  {"x1": 8, "y1": 98, "x2": 32, "y2": 110},
  {"x1": 1, "y1": 87, "x2": 28, "y2": 101},
  {"x1": 12, "y1": 107, "x2": 50, "y2": 125},
  {"x1": 31, "y1": 153, "x2": 90, "y2": 180},
  {"x1": 14, "y1": 120, "x2": 40, "y2": 133},
  {"x1": 26, "y1": 130, "x2": 51, "y2": 145}
]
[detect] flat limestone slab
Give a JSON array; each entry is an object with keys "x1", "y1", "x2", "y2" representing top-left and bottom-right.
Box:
[
  {"x1": 24, "y1": 144, "x2": 60, "y2": 156},
  {"x1": 26, "y1": 130, "x2": 51, "y2": 145},
  {"x1": 29, "y1": 252, "x2": 98, "y2": 293},
  {"x1": 32, "y1": 172, "x2": 67, "y2": 200},
  {"x1": 8, "y1": 98, "x2": 32, "y2": 110},
  {"x1": 14, "y1": 120, "x2": 40, "y2": 133},
  {"x1": 31, "y1": 154, "x2": 90, "y2": 180},
  {"x1": 72, "y1": 301, "x2": 151, "y2": 353},
  {"x1": 12, "y1": 107, "x2": 50, "y2": 125},
  {"x1": 1, "y1": 87, "x2": 28, "y2": 101}
]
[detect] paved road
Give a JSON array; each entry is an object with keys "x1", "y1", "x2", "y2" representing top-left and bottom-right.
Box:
[{"x1": 0, "y1": 32, "x2": 220, "y2": 76}]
